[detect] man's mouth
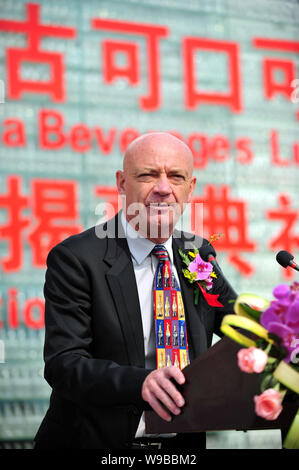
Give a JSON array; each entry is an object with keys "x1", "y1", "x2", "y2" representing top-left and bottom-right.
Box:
[
  {"x1": 147, "y1": 203, "x2": 173, "y2": 207},
  {"x1": 147, "y1": 203, "x2": 172, "y2": 211}
]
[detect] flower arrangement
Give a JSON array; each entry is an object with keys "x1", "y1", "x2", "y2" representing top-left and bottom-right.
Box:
[
  {"x1": 178, "y1": 234, "x2": 225, "y2": 307},
  {"x1": 221, "y1": 282, "x2": 299, "y2": 449},
  {"x1": 178, "y1": 247, "x2": 223, "y2": 307},
  {"x1": 179, "y1": 248, "x2": 215, "y2": 290}
]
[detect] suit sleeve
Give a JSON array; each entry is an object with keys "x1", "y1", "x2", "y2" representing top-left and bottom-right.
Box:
[{"x1": 43, "y1": 243, "x2": 151, "y2": 410}]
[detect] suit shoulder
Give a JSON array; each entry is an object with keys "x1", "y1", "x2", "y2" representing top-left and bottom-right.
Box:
[
  {"x1": 48, "y1": 223, "x2": 108, "y2": 261},
  {"x1": 62, "y1": 225, "x2": 99, "y2": 247}
]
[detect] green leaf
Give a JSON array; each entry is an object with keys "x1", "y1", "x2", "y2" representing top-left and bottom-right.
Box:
[
  {"x1": 264, "y1": 361, "x2": 278, "y2": 374},
  {"x1": 259, "y1": 372, "x2": 279, "y2": 393},
  {"x1": 239, "y1": 303, "x2": 263, "y2": 321},
  {"x1": 268, "y1": 333, "x2": 288, "y2": 360},
  {"x1": 194, "y1": 289, "x2": 199, "y2": 305},
  {"x1": 255, "y1": 338, "x2": 268, "y2": 349},
  {"x1": 178, "y1": 248, "x2": 191, "y2": 267}
]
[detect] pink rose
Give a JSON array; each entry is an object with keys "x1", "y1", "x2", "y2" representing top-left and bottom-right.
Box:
[
  {"x1": 254, "y1": 389, "x2": 283, "y2": 420},
  {"x1": 237, "y1": 347, "x2": 268, "y2": 373}
]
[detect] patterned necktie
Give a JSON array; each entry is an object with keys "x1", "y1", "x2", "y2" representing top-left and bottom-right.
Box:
[{"x1": 152, "y1": 244, "x2": 190, "y2": 370}]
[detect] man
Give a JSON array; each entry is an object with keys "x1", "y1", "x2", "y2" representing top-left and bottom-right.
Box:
[{"x1": 34, "y1": 132, "x2": 236, "y2": 449}]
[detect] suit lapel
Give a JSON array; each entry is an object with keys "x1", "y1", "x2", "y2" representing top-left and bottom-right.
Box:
[{"x1": 103, "y1": 215, "x2": 145, "y2": 367}]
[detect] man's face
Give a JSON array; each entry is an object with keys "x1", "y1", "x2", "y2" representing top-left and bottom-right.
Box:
[{"x1": 116, "y1": 134, "x2": 196, "y2": 241}]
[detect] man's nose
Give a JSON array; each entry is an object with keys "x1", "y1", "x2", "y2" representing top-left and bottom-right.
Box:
[{"x1": 153, "y1": 176, "x2": 172, "y2": 195}]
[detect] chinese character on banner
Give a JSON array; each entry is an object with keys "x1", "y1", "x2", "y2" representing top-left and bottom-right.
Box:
[
  {"x1": 28, "y1": 180, "x2": 82, "y2": 267},
  {"x1": 266, "y1": 193, "x2": 299, "y2": 279},
  {"x1": 94, "y1": 185, "x2": 121, "y2": 221},
  {"x1": 0, "y1": 3, "x2": 76, "y2": 102},
  {"x1": 191, "y1": 185, "x2": 256, "y2": 276},
  {"x1": 182, "y1": 37, "x2": 242, "y2": 112},
  {"x1": 91, "y1": 18, "x2": 169, "y2": 111},
  {"x1": 0, "y1": 176, "x2": 82, "y2": 272},
  {"x1": 0, "y1": 176, "x2": 30, "y2": 272},
  {"x1": 253, "y1": 38, "x2": 299, "y2": 114}
]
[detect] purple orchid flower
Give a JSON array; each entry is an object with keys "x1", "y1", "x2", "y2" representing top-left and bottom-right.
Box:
[
  {"x1": 265, "y1": 322, "x2": 298, "y2": 363},
  {"x1": 290, "y1": 281, "x2": 299, "y2": 302},
  {"x1": 261, "y1": 283, "x2": 299, "y2": 363},
  {"x1": 188, "y1": 254, "x2": 213, "y2": 282},
  {"x1": 204, "y1": 276, "x2": 214, "y2": 291}
]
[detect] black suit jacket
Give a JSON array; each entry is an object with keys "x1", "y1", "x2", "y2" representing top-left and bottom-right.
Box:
[{"x1": 34, "y1": 213, "x2": 237, "y2": 449}]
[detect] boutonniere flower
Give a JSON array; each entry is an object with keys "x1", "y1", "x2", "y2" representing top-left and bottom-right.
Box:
[{"x1": 178, "y1": 244, "x2": 223, "y2": 307}]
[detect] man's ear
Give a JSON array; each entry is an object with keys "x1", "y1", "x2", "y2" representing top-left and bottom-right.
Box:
[
  {"x1": 116, "y1": 170, "x2": 126, "y2": 195},
  {"x1": 187, "y1": 176, "x2": 197, "y2": 203}
]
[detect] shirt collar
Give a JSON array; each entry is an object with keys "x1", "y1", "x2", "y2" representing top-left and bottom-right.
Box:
[{"x1": 120, "y1": 210, "x2": 174, "y2": 265}]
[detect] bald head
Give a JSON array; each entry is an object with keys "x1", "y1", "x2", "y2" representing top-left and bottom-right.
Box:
[{"x1": 123, "y1": 132, "x2": 194, "y2": 177}]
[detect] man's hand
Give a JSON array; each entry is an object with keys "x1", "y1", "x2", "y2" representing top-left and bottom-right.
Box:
[{"x1": 141, "y1": 366, "x2": 186, "y2": 422}]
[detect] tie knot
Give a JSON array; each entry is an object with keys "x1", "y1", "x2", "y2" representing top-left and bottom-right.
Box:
[{"x1": 152, "y1": 244, "x2": 169, "y2": 261}]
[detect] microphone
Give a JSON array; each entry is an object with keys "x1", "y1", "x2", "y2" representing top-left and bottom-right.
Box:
[
  {"x1": 199, "y1": 244, "x2": 237, "y2": 297},
  {"x1": 276, "y1": 250, "x2": 299, "y2": 272},
  {"x1": 199, "y1": 244, "x2": 217, "y2": 265}
]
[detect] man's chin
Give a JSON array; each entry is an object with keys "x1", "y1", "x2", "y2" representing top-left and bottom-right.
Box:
[
  {"x1": 126, "y1": 204, "x2": 181, "y2": 240},
  {"x1": 146, "y1": 213, "x2": 176, "y2": 240}
]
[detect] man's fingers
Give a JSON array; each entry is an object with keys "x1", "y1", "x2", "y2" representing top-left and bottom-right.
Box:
[
  {"x1": 158, "y1": 374, "x2": 185, "y2": 409},
  {"x1": 147, "y1": 396, "x2": 172, "y2": 422},
  {"x1": 142, "y1": 366, "x2": 186, "y2": 421},
  {"x1": 150, "y1": 380, "x2": 183, "y2": 416},
  {"x1": 164, "y1": 366, "x2": 186, "y2": 386}
]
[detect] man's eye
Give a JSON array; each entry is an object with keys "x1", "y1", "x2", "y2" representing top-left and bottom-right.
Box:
[
  {"x1": 170, "y1": 174, "x2": 184, "y2": 180},
  {"x1": 137, "y1": 173, "x2": 155, "y2": 180}
]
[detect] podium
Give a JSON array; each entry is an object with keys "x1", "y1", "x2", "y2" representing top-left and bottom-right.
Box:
[{"x1": 145, "y1": 337, "x2": 298, "y2": 434}]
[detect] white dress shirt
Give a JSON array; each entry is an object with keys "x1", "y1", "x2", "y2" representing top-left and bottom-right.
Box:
[{"x1": 120, "y1": 211, "x2": 179, "y2": 437}]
